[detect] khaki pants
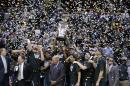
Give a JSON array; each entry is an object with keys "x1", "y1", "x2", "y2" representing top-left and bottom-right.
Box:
[{"x1": 119, "y1": 80, "x2": 129, "y2": 86}]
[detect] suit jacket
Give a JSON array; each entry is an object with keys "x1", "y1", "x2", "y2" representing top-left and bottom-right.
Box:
[
  {"x1": 0, "y1": 56, "x2": 10, "y2": 82},
  {"x1": 49, "y1": 62, "x2": 65, "y2": 86},
  {"x1": 108, "y1": 65, "x2": 119, "y2": 86},
  {"x1": 15, "y1": 62, "x2": 32, "y2": 81}
]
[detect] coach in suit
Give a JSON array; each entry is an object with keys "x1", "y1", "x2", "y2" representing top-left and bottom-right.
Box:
[
  {"x1": 14, "y1": 53, "x2": 32, "y2": 86},
  {"x1": 108, "y1": 57, "x2": 119, "y2": 86},
  {"x1": 49, "y1": 55, "x2": 65, "y2": 86},
  {"x1": 0, "y1": 48, "x2": 11, "y2": 86}
]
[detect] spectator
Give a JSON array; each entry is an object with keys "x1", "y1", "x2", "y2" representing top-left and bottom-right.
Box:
[{"x1": 102, "y1": 44, "x2": 114, "y2": 57}]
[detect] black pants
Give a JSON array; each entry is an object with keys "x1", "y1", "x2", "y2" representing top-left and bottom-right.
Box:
[
  {"x1": 14, "y1": 80, "x2": 31, "y2": 86},
  {"x1": 99, "y1": 79, "x2": 106, "y2": 86},
  {"x1": 82, "y1": 78, "x2": 94, "y2": 86},
  {"x1": 18, "y1": 80, "x2": 26, "y2": 86},
  {"x1": 70, "y1": 84, "x2": 76, "y2": 86},
  {"x1": 40, "y1": 72, "x2": 50, "y2": 86},
  {"x1": 32, "y1": 72, "x2": 40, "y2": 86},
  {"x1": 0, "y1": 74, "x2": 9, "y2": 86}
]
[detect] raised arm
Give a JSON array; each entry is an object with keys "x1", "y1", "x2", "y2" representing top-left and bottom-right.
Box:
[
  {"x1": 38, "y1": 45, "x2": 44, "y2": 61},
  {"x1": 12, "y1": 49, "x2": 24, "y2": 53},
  {"x1": 73, "y1": 61, "x2": 87, "y2": 70}
]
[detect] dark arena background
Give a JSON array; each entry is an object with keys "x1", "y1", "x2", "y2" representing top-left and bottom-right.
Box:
[{"x1": 0, "y1": 0, "x2": 130, "y2": 86}]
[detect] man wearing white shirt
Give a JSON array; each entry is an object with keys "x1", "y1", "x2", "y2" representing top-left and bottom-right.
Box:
[
  {"x1": 0, "y1": 48, "x2": 10, "y2": 86},
  {"x1": 1, "y1": 55, "x2": 7, "y2": 74},
  {"x1": 18, "y1": 61, "x2": 24, "y2": 81},
  {"x1": 16, "y1": 54, "x2": 32, "y2": 86}
]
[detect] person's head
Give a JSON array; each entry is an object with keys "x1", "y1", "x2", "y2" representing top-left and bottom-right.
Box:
[
  {"x1": 69, "y1": 55, "x2": 76, "y2": 63},
  {"x1": 108, "y1": 57, "x2": 114, "y2": 65},
  {"x1": 121, "y1": 57, "x2": 127, "y2": 64},
  {"x1": 85, "y1": 52, "x2": 91, "y2": 60},
  {"x1": 0, "y1": 48, "x2": 7, "y2": 56},
  {"x1": 94, "y1": 51, "x2": 102, "y2": 58},
  {"x1": 52, "y1": 55, "x2": 60, "y2": 64},
  {"x1": 93, "y1": 51, "x2": 102, "y2": 61},
  {"x1": 18, "y1": 53, "x2": 25, "y2": 64},
  {"x1": 33, "y1": 45, "x2": 40, "y2": 53}
]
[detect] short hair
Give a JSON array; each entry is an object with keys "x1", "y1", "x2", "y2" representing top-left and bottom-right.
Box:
[
  {"x1": 52, "y1": 55, "x2": 60, "y2": 60},
  {"x1": 0, "y1": 48, "x2": 6, "y2": 54},
  {"x1": 19, "y1": 53, "x2": 25, "y2": 60},
  {"x1": 108, "y1": 57, "x2": 114, "y2": 61}
]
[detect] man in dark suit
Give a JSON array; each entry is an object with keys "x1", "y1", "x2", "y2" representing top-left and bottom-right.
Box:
[
  {"x1": 49, "y1": 55, "x2": 65, "y2": 86},
  {"x1": 14, "y1": 53, "x2": 32, "y2": 86},
  {"x1": 0, "y1": 48, "x2": 11, "y2": 86}
]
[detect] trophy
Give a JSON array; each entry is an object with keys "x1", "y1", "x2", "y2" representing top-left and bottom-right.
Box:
[{"x1": 57, "y1": 15, "x2": 68, "y2": 41}]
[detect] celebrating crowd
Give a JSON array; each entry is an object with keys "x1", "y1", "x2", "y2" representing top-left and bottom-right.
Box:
[{"x1": 0, "y1": 0, "x2": 130, "y2": 86}]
